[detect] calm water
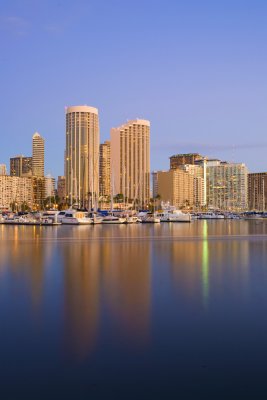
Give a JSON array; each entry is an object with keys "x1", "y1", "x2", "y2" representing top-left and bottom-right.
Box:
[{"x1": 1, "y1": 220, "x2": 267, "y2": 399}]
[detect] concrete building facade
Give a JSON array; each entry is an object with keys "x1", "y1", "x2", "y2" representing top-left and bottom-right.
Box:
[
  {"x1": 248, "y1": 172, "x2": 267, "y2": 211},
  {"x1": 65, "y1": 105, "x2": 100, "y2": 208},
  {"x1": 32, "y1": 133, "x2": 45, "y2": 177},
  {"x1": 99, "y1": 140, "x2": 111, "y2": 199},
  {"x1": 45, "y1": 175, "x2": 56, "y2": 199},
  {"x1": 206, "y1": 160, "x2": 248, "y2": 211},
  {"x1": 0, "y1": 164, "x2": 7, "y2": 176},
  {"x1": 170, "y1": 153, "x2": 203, "y2": 169},
  {"x1": 57, "y1": 176, "x2": 66, "y2": 204},
  {"x1": 179, "y1": 164, "x2": 206, "y2": 208},
  {"x1": 111, "y1": 119, "x2": 150, "y2": 206},
  {"x1": 157, "y1": 169, "x2": 194, "y2": 209},
  {"x1": 10, "y1": 155, "x2": 32, "y2": 177},
  {"x1": 0, "y1": 176, "x2": 33, "y2": 210}
]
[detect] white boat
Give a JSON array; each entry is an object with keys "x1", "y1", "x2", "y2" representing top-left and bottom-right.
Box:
[
  {"x1": 101, "y1": 214, "x2": 126, "y2": 224},
  {"x1": 157, "y1": 209, "x2": 191, "y2": 222},
  {"x1": 198, "y1": 212, "x2": 224, "y2": 219},
  {"x1": 62, "y1": 211, "x2": 93, "y2": 225},
  {"x1": 41, "y1": 210, "x2": 61, "y2": 225},
  {"x1": 90, "y1": 213, "x2": 103, "y2": 224},
  {"x1": 243, "y1": 213, "x2": 264, "y2": 220},
  {"x1": 57, "y1": 211, "x2": 67, "y2": 222},
  {"x1": 125, "y1": 216, "x2": 141, "y2": 224},
  {"x1": 141, "y1": 213, "x2": 161, "y2": 223}
]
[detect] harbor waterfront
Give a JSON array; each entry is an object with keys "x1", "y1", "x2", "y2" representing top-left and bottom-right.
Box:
[{"x1": 1, "y1": 220, "x2": 267, "y2": 399}]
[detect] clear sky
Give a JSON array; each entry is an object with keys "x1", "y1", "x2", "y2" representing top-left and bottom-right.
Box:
[{"x1": 1, "y1": 0, "x2": 267, "y2": 177}]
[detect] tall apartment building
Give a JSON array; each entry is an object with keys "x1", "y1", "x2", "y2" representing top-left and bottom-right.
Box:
[
  {"x1": 169, "y1": 153, "x2": 207, "y2": 208},
  {"x1": 44, "y1": 174, "x2": 56, "y2": 199},
  {"x1": 206, "y1": 160, "x2": 248, "y2": 211},
  {"x1": 152, "y1": 171, "x2": 165, "y2": 199},
  {"x1": 179, "y1": 164, "x2": 206, "y2": 207},
  {"x1": 170, "y1": 153, "x2": 203, "y2": 169},
  {"x1": 32, "y1": 177, "x2": 45, "y2": 210},
  {"x1": 0, "y1": 176, "x2": 33, "y2": 210},
  {"x1": 0, "y1": 164, "x2": 7, "y2": 176},
  {"x1": 248, "y1": 172, "x2": 267, "y2": 211},
  {"x1": 111, "y1": 119, "x2": 150, "y2": 206},
  {"x1": 65, "y1": 105, "x2": 99, "y2": 208},
  {"x1": 157, "y1": 169, "x2": 194, "y2": 209},
  {"x1": 99, "y1": 140, "x2": 111, "y2": 198},
  {"x1": 57, "y1": 176, "x2": 66, "y2": 204},
  {"x1": 10, "y1": 155, "x2": 32, "y2": 177},
  {"x1": 32, "y1": 132, "x2": 45, "y2": 177}
]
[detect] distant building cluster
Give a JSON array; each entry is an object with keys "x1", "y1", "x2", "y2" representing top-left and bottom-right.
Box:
[
  {"x1": 154, "y1": 153, "x2": 266, "y2": 212},
  {"x1": 0, "y1": 105, "x2": 266, "y2": 212},
  {"x1": 0, "y1": 132, "x2": 63, "y2": 210}
]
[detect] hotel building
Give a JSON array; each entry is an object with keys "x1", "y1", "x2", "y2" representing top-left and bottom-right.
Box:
[
  {"x1": 0, "y1": 176, "x2": 33, "y2": 210},
  {"x1": 99, "y1": 140, "x2": 111, "y2": 198},
  {"x1": 157, "y1": 169, "x2": 194, "y2": 209},
  {"x1": 65, "y1": 105, "x2": 100, "y2": 208},
  {"x1": 206, "y1": 160, "x2": 248, "y2": 211},
  {"x1": 44, "y1": 174, "x2": 56, "y2": 199},
  {"x1": 32, "y1": 132, "x2": 45, "y2": 177},
  {"x1": 110, "y1": 119, "x2": 150, "y2": 206},
  {"x1": 248, "y1": 172, "x2": 267, "y2": 211},
  {"x1": 168, "y1": 153, "x2": 207, "y2": 208},
  {"x1": 57, "y1": 176, "x2": 66, "y2": 204},
  {"x1": 10, "y1": 155, "x2": 32, "y2": 177},
  {"x1": 170, "y1": 153, "x2": 203, "y2": 169},
  {"x1": 179, "y1": 164, "x2": 206, "y2": 208}
]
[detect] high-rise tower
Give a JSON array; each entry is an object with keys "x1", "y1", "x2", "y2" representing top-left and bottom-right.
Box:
[
  {"x1": 32, "y1": 132, "x2": 44, "y2": 177},
  {"x1": 65, "y1": 105, "x2": 100, "y2": 207},
  {"x1": 111, "y1": 119, "x2": 150, "y2": 206},
  {"x1": 99, "y1": 140, "x2": 111, "y2": 199}
]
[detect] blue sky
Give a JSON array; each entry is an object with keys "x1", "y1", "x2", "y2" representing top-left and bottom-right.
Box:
[{"x1": 1, "y1": 0, "x2": 267, "y2": 177}]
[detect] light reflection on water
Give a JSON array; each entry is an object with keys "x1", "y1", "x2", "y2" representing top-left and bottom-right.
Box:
[{"x1": 0, "y1": 221, "x2": 267, "y2": 398}]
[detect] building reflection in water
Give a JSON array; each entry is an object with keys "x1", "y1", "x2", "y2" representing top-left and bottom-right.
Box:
[
  {"x1": 61, "y1": 228, "x2": 151, "y2": 360},
  {"x1": 202, "y1": 220, "x2": 209, "y2": 307},
  {"x1": 62, "y1": 241, "x2": 101, "y2": 361},
  {"x1": 0, "y1": 226, "x2": 49, "y2": 312},
  {"x1": 103, "y1": 240, "x2": 151, "y2": 347},
  {"x1": 153, "y1": 220, "x2": 252, "y2": 309}
]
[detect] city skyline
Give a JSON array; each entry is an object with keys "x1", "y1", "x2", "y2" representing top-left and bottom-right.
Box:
[
  {"x1": 1, "y1": 102, "x2": 267, "y2": 180},
  {"x1": 1, "y1": 0, "x2": 267, "y2": 177}
]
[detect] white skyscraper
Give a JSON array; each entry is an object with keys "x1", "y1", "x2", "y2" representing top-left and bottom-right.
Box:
[
  {"x1": 65, "y1": 105, "x2": 100, "y2": 208},
  {"x1": 111, "y1": 119, "x2": 150, "y2": 206},
  {"x1": 32, "y1": 132, "x2": 44, "y2": 177}
]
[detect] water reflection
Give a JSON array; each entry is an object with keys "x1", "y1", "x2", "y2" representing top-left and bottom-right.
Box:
[
  {"x1": 0, "y1": 220, "x2": 267, "y2": 398},
  {"x1": 62, "y1": 242, "x2": 101, "y2": 360},
  {"x1": 0, "y1": 226, "x2": 54, "y2": 311},
  {"x1": 60, "y1": 227, "x2": 151, "y2": 360},
  {"x1": 202, "y1": 220, "x2": 209, "y2": 307}
]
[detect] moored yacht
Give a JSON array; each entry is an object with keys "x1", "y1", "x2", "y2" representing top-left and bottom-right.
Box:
[
  {"x1": 198, "y1": 212, "x2": 224, "y2": 219},
  {"x1": 101, "y1": 214, "x2": 126, "y2": 224},
  {"x1": 157, "y1": 209, "x2": 191, "y2": 222},
  {"x1": 125, "y1": 216, "x2": 141, "y2": 224},
  {"x1": 61, "y1": 210, "x2": 93, "y2": 225},
  {"x1": 141, "y1": 213, "x2": 161, "y2": 223}
]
